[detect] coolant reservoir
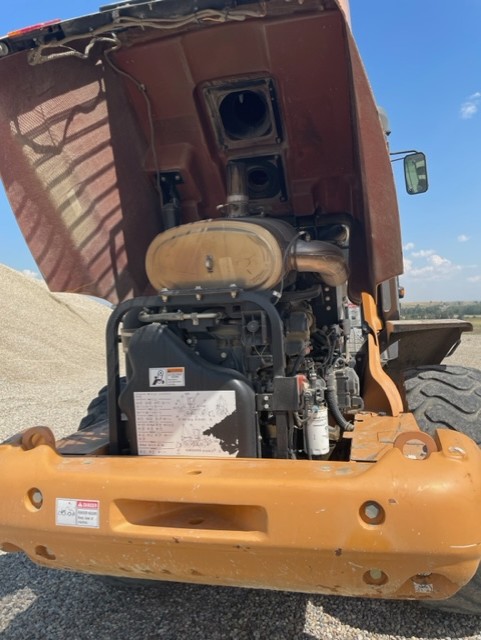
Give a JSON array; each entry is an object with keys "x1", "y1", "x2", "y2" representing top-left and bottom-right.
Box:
[{"x1": 145, "y1": 219, "x2": 289, "y2": 291}]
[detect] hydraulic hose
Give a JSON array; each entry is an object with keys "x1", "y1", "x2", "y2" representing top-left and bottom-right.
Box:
[{"x1": 326, "y1": 372, "x2": 353, "y2": 432}]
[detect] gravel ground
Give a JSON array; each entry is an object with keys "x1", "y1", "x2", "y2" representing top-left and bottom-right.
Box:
[
  {"x1": 2, "y1": 264, "x2": 481, "y2": 639},
  {"x1": 443, "y1": 332, "x2": 481, "y2": 369}
]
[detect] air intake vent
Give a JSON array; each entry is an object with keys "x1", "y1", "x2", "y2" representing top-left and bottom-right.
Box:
[{"x1": 204, "y1": 77, "x2": 282, "y2": 150}]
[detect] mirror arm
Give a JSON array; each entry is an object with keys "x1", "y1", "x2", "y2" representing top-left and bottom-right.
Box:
[{"x1": 389, "y1": 150, "x2": 421, "y2": 163}]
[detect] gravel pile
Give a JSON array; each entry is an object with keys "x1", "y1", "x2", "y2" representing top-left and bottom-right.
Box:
[
  {"x1": 0, "y1": 264, "x2": 111, "y2": 438},
  {"x1": 1, "y1": 264, "x2": 481, "y2": 639}
]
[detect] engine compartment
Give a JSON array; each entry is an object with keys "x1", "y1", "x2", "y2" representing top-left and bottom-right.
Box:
[
  {"x1": 115, "y1": 211, "x2": 365, "y2": 461},
  {"x1": 107, "y1": 58, "x2": 371, "y2": 461}
]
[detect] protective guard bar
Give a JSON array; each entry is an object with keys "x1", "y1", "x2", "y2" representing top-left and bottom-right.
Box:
[{"x1": 1, "y1": 425, "x2": 481, "y2": 600}]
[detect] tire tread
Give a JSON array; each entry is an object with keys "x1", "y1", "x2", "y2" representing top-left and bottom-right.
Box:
[{"x1": 405, "y1": 365, "x2": 481, "y2": 614}]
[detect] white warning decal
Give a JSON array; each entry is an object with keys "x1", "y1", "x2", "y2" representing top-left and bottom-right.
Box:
[
  {"x1": 56, "y1": 499, "x2": 100, "y2": 528},
  {"x1": 134, "y1": 390, "x2": 237, "y2": 456},
  {"x1": 149, "y1": 367, "x2": 185, "y2": 387}
]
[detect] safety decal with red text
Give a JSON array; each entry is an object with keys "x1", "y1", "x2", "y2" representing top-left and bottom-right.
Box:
[{"x1": 56, "y1": 498, "x2": 100, "y2": 528}]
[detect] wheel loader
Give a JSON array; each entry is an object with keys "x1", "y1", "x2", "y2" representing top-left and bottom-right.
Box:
[{"x1": 1, "y1": 0, "x2": 481, "y2": 615}]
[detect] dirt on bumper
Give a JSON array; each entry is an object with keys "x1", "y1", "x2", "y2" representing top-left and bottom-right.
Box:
[{"x1": 1, "y1": 427, "x2": 481, "y2": 600}]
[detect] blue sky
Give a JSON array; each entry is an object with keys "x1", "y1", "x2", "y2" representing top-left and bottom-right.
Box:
[{"x1": 0, "y1": 1, "x2": 480, "y2": 301}]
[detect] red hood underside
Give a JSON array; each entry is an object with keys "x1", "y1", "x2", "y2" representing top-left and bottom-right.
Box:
[{"x1": 0, "y1": 0, "x2": 402, "y2": 303}]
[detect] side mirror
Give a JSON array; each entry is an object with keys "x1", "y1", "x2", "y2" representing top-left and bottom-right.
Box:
[{"x1": 404, "y1": 152, "x2": 428, "y2": 195}]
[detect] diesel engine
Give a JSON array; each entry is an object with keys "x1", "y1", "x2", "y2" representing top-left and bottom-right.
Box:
[{"x1": 116, "y1": 164, "x2": 364, "y2": 460}]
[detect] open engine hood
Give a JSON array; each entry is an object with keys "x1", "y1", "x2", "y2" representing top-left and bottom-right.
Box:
[{"x1": 0, "y1": 0, "x2": 402, "y2": 303}]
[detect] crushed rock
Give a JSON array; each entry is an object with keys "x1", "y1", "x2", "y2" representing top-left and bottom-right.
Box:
[{"x1": 0, "y1": 264, "x2": 110, "y2": 438}]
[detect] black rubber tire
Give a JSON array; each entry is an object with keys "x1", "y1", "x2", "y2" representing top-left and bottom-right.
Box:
[
  {"x1": 78, "y1": 385, "x2": 108, "y2": 430},
  {"x1": 78, "y1": 378, "x2": 126, "y2": 431},
  {"x1": 404, "y1": 365, "x2": 481, "y2": 614},
  {"x1": 404, "y1": 365, "x2": 481, "y2": 444}
]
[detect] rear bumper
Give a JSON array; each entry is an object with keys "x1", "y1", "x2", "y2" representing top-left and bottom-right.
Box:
[{"x1": 1, "y1": 427, "x2": 481, "y2": 600}]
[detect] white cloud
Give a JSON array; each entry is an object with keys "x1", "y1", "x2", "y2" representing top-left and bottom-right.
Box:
[
  {"x1": 457, "y1": 234, "x2": 469, "y2": 242},
  {"x1": 403, "y1": 242, "x2": 415, "y2": 252},
  {"x1": 460, "y1": 92, "x2": 481, "y2": 119},
  {"x1": 461, "y1": 104, "x2": 478, "y2": 118},
  {"x1": 467, "y1": 275, "x2": 481, "y2": 283},
  {"x1": 403, "y1": 252, "x2": 462, "y2": 281},
  {"x1": 22, "y1": 269, "x2": 42, "y2": 280},
  {"x1": 412, "y1": 249, "x2": 435, "y2": 258},
  {"x1": 429, "y1": 254, "x2": 452, "y2": 267}
]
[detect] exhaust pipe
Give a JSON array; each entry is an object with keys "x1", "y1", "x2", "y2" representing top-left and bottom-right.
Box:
[{"x1": 289, "y1": 240, "x2": 348, "y2": 287}]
